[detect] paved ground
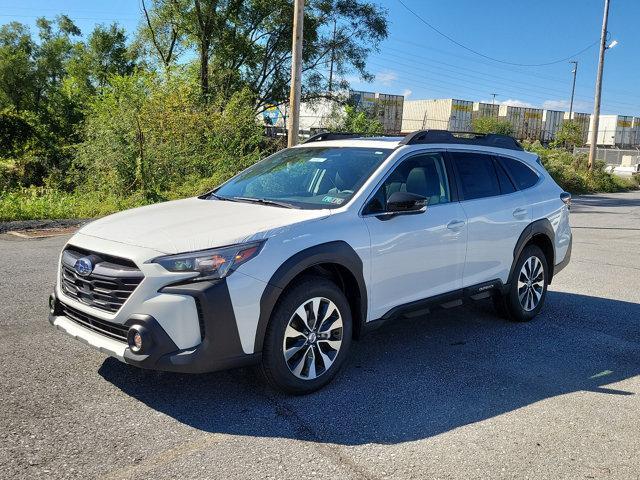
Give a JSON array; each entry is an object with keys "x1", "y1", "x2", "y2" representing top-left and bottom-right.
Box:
[{"x1": 1, "y1": 191, "x2": 639, "y2": 480}]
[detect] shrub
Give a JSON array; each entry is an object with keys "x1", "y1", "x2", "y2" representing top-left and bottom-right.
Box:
[
  {"x1": 524, "y1": 141, "x2": 638, "y2": 194},
  {"x1": 73, "y1": 71, "x2": 264, "y2": 199},
  {"x1": 471, "y1": 116, "x2": 514, "y2": 136}
]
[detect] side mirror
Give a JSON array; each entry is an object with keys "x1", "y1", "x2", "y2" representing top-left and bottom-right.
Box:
[{"x1": 386, "y1": 191, "x2": 427, "y2": 214}]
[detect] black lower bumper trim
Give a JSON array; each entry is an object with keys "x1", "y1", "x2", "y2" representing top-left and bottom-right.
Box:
[{"x1": 50, "y1": 282, "x2": 258, "y2": 374}]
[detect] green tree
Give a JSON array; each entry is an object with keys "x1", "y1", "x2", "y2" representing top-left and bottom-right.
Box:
[
  {"x1": 328, "y1": 104, "x2": 383, "y2": 134},
  {"x1": 139, "y1": 0, "x2": 388, "y2": 108},
  {"x1": 74, "y1": 71, "x2": 263, "y2": 198},
  {"x1": 0, "y1": 22, "x2": 37, "y2": 112},
  {"x1": 551, "y1": 120, "x2": 584, "y2": 149},
  {"x1": 471, "y1": 116, "x2": 514, "y2": 136}
]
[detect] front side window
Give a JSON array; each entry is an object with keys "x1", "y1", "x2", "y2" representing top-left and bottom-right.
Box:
[
  {"x1": 214, "y1": 147, "x2": 391, "y2": 209},
  {"x1": 364, "y1": 152, "x2": 450, "y2": 214},
  {"x1": 498, "y1": 156, "x2": 540, "y2": 190},
  {"x1": 451, "y1": 151, "x2": 501, "y2": 200}
]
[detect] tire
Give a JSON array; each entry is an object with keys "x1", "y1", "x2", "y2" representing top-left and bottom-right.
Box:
[
  {"x1": 493, "y1": 244, "x2": 549, "y2": 322},
  {"x1": 261, "y1": 276, "x2": 353, "y2": 394}
]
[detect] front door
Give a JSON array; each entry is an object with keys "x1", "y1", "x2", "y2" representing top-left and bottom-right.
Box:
[{"x1": 362, "y1": 151, "x2": 468, "y2": 320}]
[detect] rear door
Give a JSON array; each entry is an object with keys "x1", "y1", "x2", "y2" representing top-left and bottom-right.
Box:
[{"x1": 449, "y1": 150, "x2": 531, "y2": 287}]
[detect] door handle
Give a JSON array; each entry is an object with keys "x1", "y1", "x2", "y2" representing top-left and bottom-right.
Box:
[
  {"x1": 447, "y1": 219, "x2": 466, "y2": 230},
  {"x1": 513, "y1": 207, "x2": 528, "y2": 218}
]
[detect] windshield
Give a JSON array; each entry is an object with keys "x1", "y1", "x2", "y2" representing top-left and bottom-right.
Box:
[{"x1": 213, "y1": 146, "x2": 392, "y2": 209}]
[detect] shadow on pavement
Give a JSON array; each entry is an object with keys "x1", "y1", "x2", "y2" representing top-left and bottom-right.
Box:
[
  {"x1": 572, "y1": 193, "x2": 640, "y2": 210},
  {"x1": 99, "y1": 292, "x2": 640, "y2": 445}
]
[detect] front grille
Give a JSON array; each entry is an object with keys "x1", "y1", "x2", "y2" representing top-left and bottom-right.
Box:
[
  {"x1": 61, "y1": 303, "x2": 129, "y2": 342},
  {"x1": 60, "y1": 246, "x2": 144, "y2": 313}
]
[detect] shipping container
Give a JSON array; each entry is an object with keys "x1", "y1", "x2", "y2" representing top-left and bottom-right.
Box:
[
  {"x1": 633, "y1": 117, "x2": 640, "y2": 146},
  {"x1": 587, "y1": 115, "x2": 635, "y2": 146},
  {"x1": 472, "y1": 102, "x2": 500, "y2": 121},
  {"x1": 498, "y1": 105, "x2": 543, "y2": 140},
  {"x1": 563, "y1": 112, "x2": 590, "y2": 145},
  {"x1": 401, "y1": 99, "x2": 473, "y2": 133},
  {"x1": 350, "y1": 90, "x2": 404, "y2": 133},
  {"x1": 541, "y1": 110, "x2": 565, "y2": 143}
]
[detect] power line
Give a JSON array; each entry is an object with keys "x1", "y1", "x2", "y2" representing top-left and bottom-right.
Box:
[
  {"x1": 397, "y1": 0, "x2": 599, "y2": 67},
  {"x1": 388, "y1": 37, "x2": 640, "y2": 101}
]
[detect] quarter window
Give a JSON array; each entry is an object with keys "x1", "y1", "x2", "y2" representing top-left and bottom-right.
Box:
[
  {"x1": 499, "y1": 156, "x2": 539, "y2": 190},
  {"x1": 364, "y1": 152, "x2": 450, "y2": 214},
  {"x1": 493, "y1": 158, "x2": 516, "y2": 194},
  {"x1": 451, "y1": 152, "x2": 501, "y2": 200}
]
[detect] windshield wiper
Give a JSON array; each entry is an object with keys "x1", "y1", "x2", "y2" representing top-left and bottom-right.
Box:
[{"x1": 231, "y1": 196, "x2": 299, "y2": 209}]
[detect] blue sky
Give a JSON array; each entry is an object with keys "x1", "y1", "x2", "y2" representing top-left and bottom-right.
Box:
[{"x1": 2, "y1": 0, "x2": 639, "y2": 116}]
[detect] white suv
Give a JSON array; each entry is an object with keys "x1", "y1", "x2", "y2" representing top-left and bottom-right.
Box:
[{"x1": 49, "y1": 130, "x2": 572, "y2": 394}]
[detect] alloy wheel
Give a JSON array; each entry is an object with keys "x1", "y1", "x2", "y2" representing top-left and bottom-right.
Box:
[
  {"x1": 282, "y1": 297, "x2": 344, "y2": 380},
  {"x1": 517, "y1": 256, "x2": 545, "y2": 312}
]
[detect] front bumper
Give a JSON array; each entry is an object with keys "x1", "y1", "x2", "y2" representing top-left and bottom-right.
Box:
[{"x1": 49, "y1": 278, "x2": 260, "y2": 373}]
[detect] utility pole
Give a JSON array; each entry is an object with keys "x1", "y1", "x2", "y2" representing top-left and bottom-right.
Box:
[
  {"x1": 328, "y1": 19, "x2": 336, "y2": 94},
  {"x1": 568, "y1": 61, "x2": 578, "y2": 119},
  {"x1": 287, "y1": 0, "x2": 305, "y2": 147},
  {"x1": 491, "y1": 93, "x2": 498, "y2": 105},
  {"x1": 588, "y1": 0, "x2": 611, "y2": 171}
]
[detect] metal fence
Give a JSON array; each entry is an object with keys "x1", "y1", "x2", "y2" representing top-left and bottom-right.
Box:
[{"x1": 573, "y1": 147, "x2": 640, "y2": 166}]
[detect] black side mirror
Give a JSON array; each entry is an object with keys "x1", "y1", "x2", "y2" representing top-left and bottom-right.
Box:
[{"x1": 386, "y1": 191, "x2": 427, "y2": 213}]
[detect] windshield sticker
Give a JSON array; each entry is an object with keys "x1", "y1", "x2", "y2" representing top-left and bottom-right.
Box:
[
  {"x1": 309, "y1": 157, "x2": 327, "y2": 163},
  {"x1": 322, "y1": 196, "x2": 345, "y2": 205}
]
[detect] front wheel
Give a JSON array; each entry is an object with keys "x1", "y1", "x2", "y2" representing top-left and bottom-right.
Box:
[
  {"x1": 494, "y1": 244, "x2": 549, "y2": 322},
  {"x1": 261, "y1": 276, "x2": 352, "y2": 394}
]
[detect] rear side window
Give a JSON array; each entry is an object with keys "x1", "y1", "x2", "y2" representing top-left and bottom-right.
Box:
[
  {"x1": 451, "y1": 152, "x2": 500, "y2": 200},
  {"x1": 499, "y1": 156, "x2": 539, "y2": 190}
]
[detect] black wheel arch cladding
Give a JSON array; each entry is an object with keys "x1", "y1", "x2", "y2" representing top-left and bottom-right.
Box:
[
  {"x1": 509, "y1": 218, "x2": 556, "y2": 286},
  {"x1": 254, "y1": 240, "x2": 367, "y2": 353}
]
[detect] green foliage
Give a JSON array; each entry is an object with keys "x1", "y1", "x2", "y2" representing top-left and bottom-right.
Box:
[
  {"x1": 550, "y1": 120, "x2": 584, "y2": 149},
  {"x1": 327, "y1": 104, "x2": 384, "y2": 135},
  {"x1": 524, "y1": 141, "x2": 638, "y2": 194},
  {"x1": 74, "y1": 71, "x2": 263, "y2": 199},
  {"x1": 0, "y1": 186, "x2": 150, "y2": 221},
  {"x1": 471, "y1": 116, "x2": 514, "y2": 136},
  {"x1": 140, "y1": 0, "x2": 388, "y2": 108}
]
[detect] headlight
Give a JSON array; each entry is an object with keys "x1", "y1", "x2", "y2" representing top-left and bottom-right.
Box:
[{"x1": 152, "y1": 241, "x2": 264, "y2": 281}]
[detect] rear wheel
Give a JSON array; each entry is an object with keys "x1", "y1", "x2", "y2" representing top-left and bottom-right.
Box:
[
  {"x1": 261, "y1": 276, "x2": 352, "y2": 394},
  {"x1": 494, "y1": 244, "x2": 548, "y2": 322}
]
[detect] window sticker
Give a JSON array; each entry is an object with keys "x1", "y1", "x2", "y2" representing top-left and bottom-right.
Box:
[
  {"x1": 309, "y1": 157, "x2": 327, "y2": 163},
  {"x1": 321, "y1": 196, "x2": 345, "y2": 205}
]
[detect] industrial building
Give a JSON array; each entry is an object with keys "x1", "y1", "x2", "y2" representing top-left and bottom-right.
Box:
[
  {"x1": 263, "y1": 93, "x2": 639, "y2": 147},
  {"x1": 399, "y1": 97, "x2": 640, "y2": 147},
  {"x1": 262, "y1": 90, "x2": 405, "y2": 135},
  {"x1": 587, "y1": 115, "x2": 636, "y2": 147}
]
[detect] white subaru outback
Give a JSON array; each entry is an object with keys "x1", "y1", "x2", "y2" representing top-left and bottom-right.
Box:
[{"x1": 49, "y1": 130, "x2": 572, "y2": 394}]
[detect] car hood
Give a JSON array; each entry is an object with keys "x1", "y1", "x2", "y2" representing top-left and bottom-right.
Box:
[{"x1": 79, "y1": 197, "x2": 331, "y2": 254}]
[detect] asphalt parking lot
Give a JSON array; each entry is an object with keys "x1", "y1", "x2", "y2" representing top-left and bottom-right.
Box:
[{"x1": 1, "y1": 191, "x2": 639, "y2": 480}]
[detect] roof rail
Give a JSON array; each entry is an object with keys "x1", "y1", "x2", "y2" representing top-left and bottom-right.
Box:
[
  {"x1": 399, "y1": 130, "x2": 523, "y2": 151},
  {"x1": 303, "y1": 132, "x2": 361, "y2": 144}
]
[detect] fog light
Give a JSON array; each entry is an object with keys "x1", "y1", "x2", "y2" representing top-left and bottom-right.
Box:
[
  {"x1": 133, "y1": 332, "x2": 143, "y2": 350},
  {"x1": 127, "y1": 325, "x2": 147, "y2": 353}
]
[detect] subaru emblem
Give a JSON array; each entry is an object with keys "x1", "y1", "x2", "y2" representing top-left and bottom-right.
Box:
[{"x1": 74, "y1": 257, "x2": 93, "y2": 277}]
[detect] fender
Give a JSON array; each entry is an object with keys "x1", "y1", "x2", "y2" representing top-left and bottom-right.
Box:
[
  {"x1": 507, "y1": 218, "x2": 556, "y2": 287},
  {"x1": 253, "y1": 241, "x2": 367, "y2": 353}
]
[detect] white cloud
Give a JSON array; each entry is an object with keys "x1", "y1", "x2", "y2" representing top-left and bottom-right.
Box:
[
  {"x1": 498, "y1": 98, "x2": 535, "y2": 108},
  {"x1": 542, "y1": 99, "x2": 591, "y2": 112},
  {"x1": 375, "y1": 70, "x2": 398, "y2": 86},
  {"x1": 401, "y1": 88, "x2": 412, "y2": 99}
]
